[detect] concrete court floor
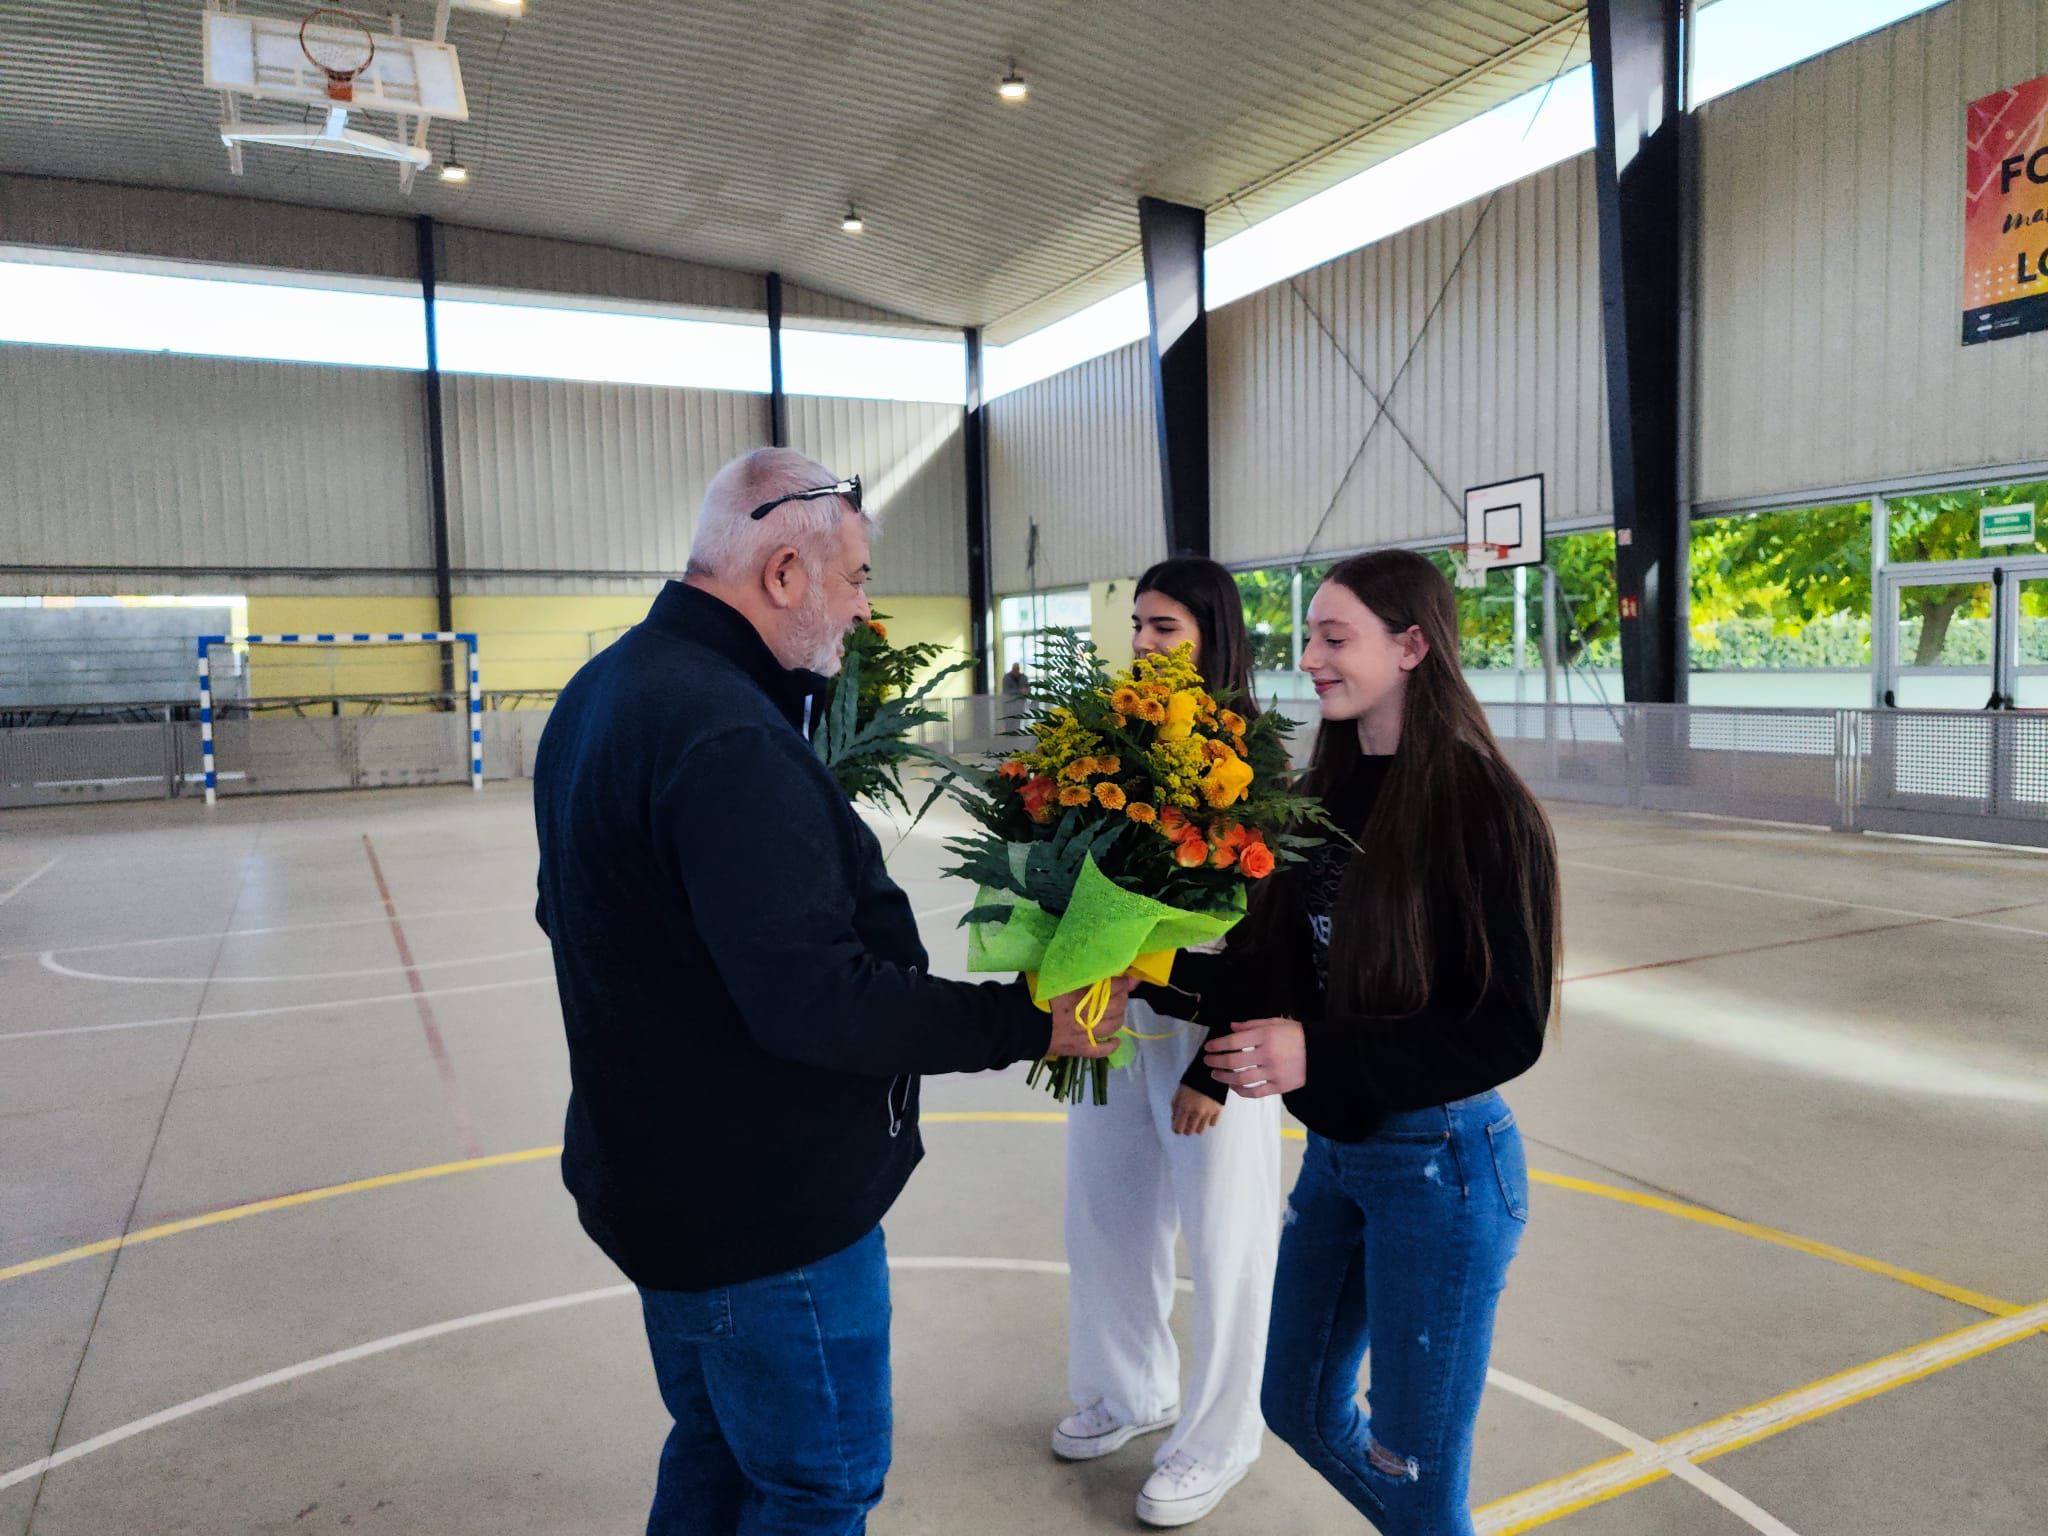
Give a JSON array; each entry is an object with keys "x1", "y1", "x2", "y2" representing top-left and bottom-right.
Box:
[{"x1": 1, "y1": 782, "x2": 2045, "y2": 1536}]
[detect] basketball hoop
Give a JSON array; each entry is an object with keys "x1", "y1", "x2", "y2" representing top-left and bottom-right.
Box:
[
  {"x1": 299, "y1": 8, "x2": 376, "y2": 102},
  {"x1": 1448, "y1": 542, "x2": 1510, "y2": 590}
]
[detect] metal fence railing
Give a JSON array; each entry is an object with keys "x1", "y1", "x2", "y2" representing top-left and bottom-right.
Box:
[{"x1": 6, "y1": 692, "x2": 2045, "y2": 849}]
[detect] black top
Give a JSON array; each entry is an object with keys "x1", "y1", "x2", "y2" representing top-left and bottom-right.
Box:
[
  {"x1": 1145, "y1": 752, "x2": 1550, "y2": 1142},
  {"x1": 533, "y1": 582, "x2": 1052, "y2": 1290}
]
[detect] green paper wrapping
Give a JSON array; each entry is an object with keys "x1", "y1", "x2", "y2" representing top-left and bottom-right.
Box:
[{"x1": 965, "y1": 852, "x2": 1245, "y2": 1068}]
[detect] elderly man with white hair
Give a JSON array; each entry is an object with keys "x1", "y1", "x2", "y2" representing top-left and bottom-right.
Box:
[{"x1": 533, "y1": 447, "x2": 1126, "y2": 1536}]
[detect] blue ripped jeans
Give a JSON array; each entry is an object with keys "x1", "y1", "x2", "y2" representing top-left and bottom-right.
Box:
[
  {"x1": 637, "y1": 1226, "x2": 892, "y2": 1536},
  {"x1": 1261, "y1": 1094, "x2": 1528, "y2": 1535}
]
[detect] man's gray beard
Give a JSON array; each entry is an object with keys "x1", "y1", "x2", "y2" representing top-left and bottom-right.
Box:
[{"x1": 787, "y1": 591, "x2": 845, "y2": 677}]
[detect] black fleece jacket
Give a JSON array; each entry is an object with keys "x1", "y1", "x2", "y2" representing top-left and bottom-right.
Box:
[
  {"x1": 1143, "y1": 753, "x2": 1550, "y2": 1142},
  {"x1": 533, "y1": 582, "x2": 1051, "y2": 1289}
]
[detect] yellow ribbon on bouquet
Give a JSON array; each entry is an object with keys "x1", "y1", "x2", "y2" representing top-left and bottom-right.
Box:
[{"x1": 1025, "y1": 949, "x2": 1178, "y2": 1048}]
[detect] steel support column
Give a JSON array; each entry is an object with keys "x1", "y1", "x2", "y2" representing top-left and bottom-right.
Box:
[
  {"x1": 1590, "y1": 0, "x2": 1690, "y2": 703},
  {"x1": 963, "y1": 328, "x2": 996, "y2": 694},
  {"x1": 1138, "y1": 197, "x2": 1210, "y2": 558},
  {"x1": 415, "y1": 215, "x2": 456, "y2": 699},
  {"x1": 765, "y1": 271, "x2": 789, "y2": 448}
]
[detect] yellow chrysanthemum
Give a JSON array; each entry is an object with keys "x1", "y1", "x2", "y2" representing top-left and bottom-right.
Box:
[
  {"x1": 1108, "y1": 712, "x2": 1128, "y2": 728},
  {"x1": 1136, "y1": 697, "x2": 1167, "y2": 724},
  {"x1": 1125, "y1": 801, "x2": 1157, "y2": 825},
  {"x1": 1062, "y1": 758, "x2": 1095, "y2": 782},
  {"x1": 1057, "y1": 784, "x2": 1092, "y2": 808},
  {"x1": 1095, "y1": 756, "x2": 1120, "y2": 776},
  {"x1": 1111, "y1": 685, "x2": 1144, "y2": 715},
  {"x1": 1218, "y1": 709, "x2": 1246, "y2": 736},
  {"x1": 1094, "y1": 782, "x2": 1127, "y2": 810}
]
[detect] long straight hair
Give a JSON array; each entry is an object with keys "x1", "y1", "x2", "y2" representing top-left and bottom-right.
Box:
[
  {"x1": 1133, "y1": 557, "x2": 1261, "y2": 721},
  {"x1": 1298, "y1": 550, "x2": 1560, "y2": 1021}
]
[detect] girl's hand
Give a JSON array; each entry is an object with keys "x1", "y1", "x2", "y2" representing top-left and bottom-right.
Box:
[
  {"x1": 1170, "y1": 1084, "x2": 1223, "y2": 1136},
  {"x1": 1204, "y1": 1018, "x2": 1306, "y2": 1098}
]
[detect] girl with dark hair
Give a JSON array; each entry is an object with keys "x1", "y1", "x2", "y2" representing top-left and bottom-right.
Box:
[
  {"x1": 1173, "y1": 549, "x2": 1560, "y2": 1535},
  {"x1": 1051, "y1": 557, "x2": 1283, "y2": 1528}
]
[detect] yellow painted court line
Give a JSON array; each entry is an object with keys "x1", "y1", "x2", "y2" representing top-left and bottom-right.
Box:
[
  {"x1": 1477, "y1": 1298, "x2": 2048, "y2": 1532},
  {"x1": 6, "y1": 1112, "x2": 2042, "y2": 1534},
  {"x1": 0, "y1": 1146, "x2": 562, "y2": 1285},
  {"x1": 1522, "y1": 1169, "x2": 2022, "y2": 1318}
]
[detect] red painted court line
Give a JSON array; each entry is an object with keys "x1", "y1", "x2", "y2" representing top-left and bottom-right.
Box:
[
  {"x1": 362, "y1": 835, "x2": 483, "y2": 1159},
  {"x1": 1566, "y1": 900, "x2": 2043, "y2": 985}
]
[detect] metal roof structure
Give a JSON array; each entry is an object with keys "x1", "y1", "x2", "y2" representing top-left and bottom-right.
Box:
[{"x1": 1, "y1": 0, "x2": 1593, "y2": 336}]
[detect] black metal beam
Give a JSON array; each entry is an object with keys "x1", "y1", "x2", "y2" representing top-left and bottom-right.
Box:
[
  {"x1": 962, "y1": 328, "x2": 995, "y2": 694},
  {"x1": 1138, "y1": 197, "x2": 1210, "y2": 558},
  {"x1": 415, "y1": 215, "x2": 455, "y2": 699},
  {"x1": 1590, "y1": 0, "x2": 1689, "y2": 703},
  {"x1": 765, "y1": 271, "x2": 788, "y2": 448}
]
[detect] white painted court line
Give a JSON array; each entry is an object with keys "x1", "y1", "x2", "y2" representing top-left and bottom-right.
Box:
[
  {"x1": 1479, "y1": 1374, "x2": 1800, "y2": 1536},
  {"x1": 0, "y1": 977, "x2": 554, "y2": 1044},
  {"x1": 40, "y1": 947, "x2": 551, "y2": 986},
  {"x1": 0, "y1": 856, "x2": 63, "y2": 906},
  {"x1": 1562, "y1": 858, "x2": 2048, "y2": 938},
  {"x1": 0, "y1": 901, "x2": 537, "y2": 965},
  {"x1": 0, "y1": 1259, "x2": 1693, "y2": 1525},
  {"x1": 1478, "y1": 1300, "x2": 2048, "y2": 1531}
]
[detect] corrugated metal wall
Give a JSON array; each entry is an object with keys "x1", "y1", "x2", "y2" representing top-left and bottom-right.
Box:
[
  {"x1": 787, "y1": 397, "x2": 967, "y2": 596},
  {"x1": 1210, "y1": 154, "x2": 1610, "y2": 567},
  {"x1": 0, "y1": 174, "x2": 417, "y2": 280},
  {"x1": 444, "y1": 376, "x2": 766, "y2": 576},
  {"x1": 435, "y1": 225, "x2": 761, "y2": 313},
  {"x1": 0, "y1": 345, "x2": 428, "y2": 574},
  {"x1": 987, "y1": 341, "x2": 1163, "y2": 592},
  {"x1": 1694, "y1": 0, "x2": 2048, "y2": 507}
]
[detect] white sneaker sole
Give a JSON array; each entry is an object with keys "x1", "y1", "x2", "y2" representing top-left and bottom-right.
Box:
[
  {"x1": 1136, "y1": 1462, "x2": 1249, "y2": 1528},
  {"x1": 1050, "y1": 1407, "x2": 1180, "y2": 1462}
]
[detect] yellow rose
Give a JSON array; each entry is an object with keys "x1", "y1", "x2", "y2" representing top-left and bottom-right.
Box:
[
  {"x1": 1157, "y1": 691, "x2": 1201, "y2": 743},
  {"x1": 1203, "y1": 748, "x2": 1255, "y2": 808}
]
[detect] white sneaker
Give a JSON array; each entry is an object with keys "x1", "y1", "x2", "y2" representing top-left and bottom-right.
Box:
[
  {"x1": 1051, "y1": 1398, "x2": 1179, "y2": 1461},
  {"x1": 1136, "y1": 1452, "x2": 1248, "y2": 1528}
]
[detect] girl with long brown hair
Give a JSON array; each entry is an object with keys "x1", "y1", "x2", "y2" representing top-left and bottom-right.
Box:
[
  {"x1": 1053, "y1": 557, "x2": 1283, "y2": 1528},
  {"x1": 1164, "y1": 549, "x2": 1560, "y2": 1534}
]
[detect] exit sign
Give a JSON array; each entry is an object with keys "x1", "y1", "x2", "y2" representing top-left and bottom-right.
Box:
[{"x1": 1981, "y1": 505, "x2": 2035, "y2": 547}]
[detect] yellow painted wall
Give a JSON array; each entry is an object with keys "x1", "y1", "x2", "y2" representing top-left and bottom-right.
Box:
[
  {"x1": 243, "y1": 591, "x2": 975, "y2": 702},
  {"x1": 868, "y1": 595, "x2": 974, "y2": 698},
  {"x1": 1089, "y1": 577, "x2": 1138, "y2": 672},
  {"x1": 243, "y1": 596, "x2": 443, "y2": 703},
  {"x1": 451, "y1": 595, "x2": 656, "y2": 695}
]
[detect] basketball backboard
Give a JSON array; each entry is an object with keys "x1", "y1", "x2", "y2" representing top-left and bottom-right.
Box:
[
  {"x1": 202, "y1": 5, "x2": 469, "y2": 187},
  {"x1": 1460, "y1": 473, "x2": 1546, "y2": 580}
]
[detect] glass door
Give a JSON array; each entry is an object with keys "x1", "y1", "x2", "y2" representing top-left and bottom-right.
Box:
[
  {"x1": 1882, "y1": 575, "x2": 1998, "y2": 710},
  {"x1": 2012, "y1": 573, "x2": 2048, "y2": 710}
]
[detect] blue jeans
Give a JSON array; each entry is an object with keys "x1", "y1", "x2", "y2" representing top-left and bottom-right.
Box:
[
  {"x1": 1261, "y1": 1094, "x2": 1528, "y2": 1535},
  {"x1": 638, "y1": 1226, "x2": 892, "y2": 1536}
]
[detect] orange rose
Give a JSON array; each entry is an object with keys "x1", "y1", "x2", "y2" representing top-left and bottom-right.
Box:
[
  {"x1": 1125, "y1": 802, "x2": 1157, "y2": 825},
  {"x1": 1239, "y1": 842, "x2": 1276, "y2": 879},
  {"x1": 998, "y1": 759, "x2": 1031, "y2": 781},
  {"x1": 1217, "y1": 822, "x2": 1249, "y2": 850},
  {"x1": 1159, "y1": 805, "x2": 1187, "y2": 833},
  {"x1": 1019, "y1": 775, "x2": 1056, "y2": 814},
  {"x1": 1210, "y1": 842, "x2": 1237, "y2": 870},
  {"x1": 1174, "y1": 835, "x2": 1210, "y2": 869}
]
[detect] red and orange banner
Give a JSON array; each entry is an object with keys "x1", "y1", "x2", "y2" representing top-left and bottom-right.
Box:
[{"x1": 1964, "y1": 73, "x2": 2048, "y2": 344}]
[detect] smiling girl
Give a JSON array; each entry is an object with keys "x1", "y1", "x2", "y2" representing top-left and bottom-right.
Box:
[{"x1": 1165, "y1": 549, "x2": 1560, "y2": 1535}]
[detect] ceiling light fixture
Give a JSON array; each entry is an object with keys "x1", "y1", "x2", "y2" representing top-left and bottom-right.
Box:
[
  {"x1": 841, "y1": 205, "x2": 864, "y2": 234},
  {"x1": 439, "y1": 160, "x2": 470, "y2": 183},
  {"x1": 998, "y1": 63, "x2": 1028, "y2": 102}
]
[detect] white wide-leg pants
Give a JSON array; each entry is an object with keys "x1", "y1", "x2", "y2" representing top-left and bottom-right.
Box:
[{"x1": 1064, "y1": 998, "x2": 1283, "y2": 1473}]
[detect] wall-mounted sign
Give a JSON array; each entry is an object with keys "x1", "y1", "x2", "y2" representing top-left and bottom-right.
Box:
[
  {"x1": 1980, "y1": 504, "x2": 2036, "y2": 547},
  {"x1": 1963, "y1": 73, "x2": 2048, "y2": 345}
]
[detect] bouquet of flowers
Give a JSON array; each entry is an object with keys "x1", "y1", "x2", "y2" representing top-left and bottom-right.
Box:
[
  {"x1": 814, "y1": 616, "x2": 973, "y2": 819},
  {"x1": 944, "y1": 633, "x2": 1324, "y2": 1103}
]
